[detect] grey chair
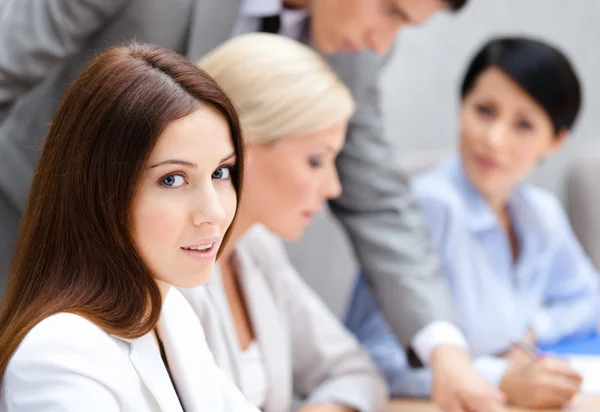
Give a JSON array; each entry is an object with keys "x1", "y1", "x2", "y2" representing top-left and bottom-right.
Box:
[{"x1": 565, "y1": 151, "x2": 600, "y2": 270}]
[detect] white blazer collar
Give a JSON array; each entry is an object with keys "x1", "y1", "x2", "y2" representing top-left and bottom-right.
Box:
[
  {"x1": 128, "y1": 336, "x2": 183, "y2": 411},
  {"x1": 125, "y1": 294, "x2": 185, "y2": 411},
  {"x1": 121, "y1": 288, "x2": 250, "y2": 412},
  {"x1": 158, "y1": 288, "x2": 238, "y2": 411}
]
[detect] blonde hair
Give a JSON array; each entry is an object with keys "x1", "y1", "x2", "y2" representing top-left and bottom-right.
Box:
[{"x1": 199, "y1": 33, "x2": 355, "y2": 144}]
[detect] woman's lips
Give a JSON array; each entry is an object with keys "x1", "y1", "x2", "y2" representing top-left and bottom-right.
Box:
[
  {"x1": 180, "y1": 240, "x2": 219, "y2": 263},
  {"x1": 473, "y1": 154, "x2": 500, "y2": 172}
]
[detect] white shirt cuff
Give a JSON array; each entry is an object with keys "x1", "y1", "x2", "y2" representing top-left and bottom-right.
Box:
[{"x1": 411, "y1": 321, "x2": 469, "y2": 365}]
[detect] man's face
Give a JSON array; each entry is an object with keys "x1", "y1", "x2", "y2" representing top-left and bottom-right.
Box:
[{"x1": 310, "y1": 0, "x2": 446, "y2": 55}]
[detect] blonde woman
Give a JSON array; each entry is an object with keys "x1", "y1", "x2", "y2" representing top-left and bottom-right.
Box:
[{"x1": 180, "y1": 33, "x2": 388, "y2": 412}]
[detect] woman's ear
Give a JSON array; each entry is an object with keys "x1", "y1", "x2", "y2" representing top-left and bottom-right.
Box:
[{"x1": 546, "y1": 128, "x2": 569, "y2": 156}]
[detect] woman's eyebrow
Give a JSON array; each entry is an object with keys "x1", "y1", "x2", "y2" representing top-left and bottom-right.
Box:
[{"x1": 148, "y1": 159, "x2": 197, "y2": 169}]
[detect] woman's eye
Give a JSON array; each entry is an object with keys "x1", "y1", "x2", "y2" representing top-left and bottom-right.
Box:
[
  {"x1": 476, "y1": 104, "x2": 494, "y2": 117},
  {"x1": 212, "y1": 167, "x2": 232, "y2": 180},
  {"x1": 517, "y1": 120, "x2": 534, "y2": 131},
  {"x1": 160, "y1": 174, "x2": 185, "y2": 188},
  {"x1": 382, "y1": 2, "x2": 406, "y2": 21},
  {"x1": 309, "y1": 157, "x2": 323, "y2": 169}
]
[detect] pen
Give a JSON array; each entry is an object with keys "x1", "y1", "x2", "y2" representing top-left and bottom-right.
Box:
[{"x1": 513, "y1": 339, "x2": 544, "y2": 360}]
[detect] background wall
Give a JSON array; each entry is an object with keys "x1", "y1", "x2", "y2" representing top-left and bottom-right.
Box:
[
  {"x1": 380, "y1": 0, "x2": 600, "y2": 198},
  {"x1": 288, "y1": 1, "x2": 600, "y2": 317}
]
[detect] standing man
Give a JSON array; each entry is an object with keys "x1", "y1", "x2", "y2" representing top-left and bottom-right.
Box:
[{"x1": 0, "y1": 1, "x2": 505, "y2": 411}]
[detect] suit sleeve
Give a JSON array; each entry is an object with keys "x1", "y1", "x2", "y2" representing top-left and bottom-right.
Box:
[
  {"x1": 258, "y1": 230, "x2": 388, "y2": 412},
  {"x1": 0, "y1": 0, "x2": 130, "y2": 121},
  {"x1": 328, "y1": 49, "x2": 458, "y2": 350}
]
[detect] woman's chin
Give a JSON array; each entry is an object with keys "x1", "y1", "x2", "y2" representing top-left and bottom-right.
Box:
[
  {"x1": 259, "y1": 216, "x2": 306, "y2": 242},
  {"x1": 172, "y1": 266, "x2": 215, "y2": 289},
  {"x1": 273, "y1": 226, "x2": 304, "y2": 243}
]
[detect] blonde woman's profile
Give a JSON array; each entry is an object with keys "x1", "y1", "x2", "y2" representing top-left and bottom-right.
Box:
[{"x1": 181, "y1": 33, "x2": 388, "y2": 412}]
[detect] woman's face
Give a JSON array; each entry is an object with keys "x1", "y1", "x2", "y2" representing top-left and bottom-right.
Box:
[
  {"x1": 459, "y1": 67, "x2": 565, "y2": 204},
  {"x1": 131, "y1": 106, "x2": 238, "y2": 289},
  {"x1": 242, "y1": 121, "x2": 347, "y2": 241}
]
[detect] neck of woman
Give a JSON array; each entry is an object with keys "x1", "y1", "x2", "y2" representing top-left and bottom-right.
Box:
[
  {"x1": 482, "y1": 186, "x2": 511, "y2": 226},
  {"x1": 219, "y1": 207, "x2": 257, "y2": 263}
]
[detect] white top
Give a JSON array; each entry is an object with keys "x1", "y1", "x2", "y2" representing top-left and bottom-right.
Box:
[
  {"x1": 0, "y1": 288, "x2": 258, "y2": 412},
  {"x1": 239, "y1": 341, "x2": 269, "y2": 408}
]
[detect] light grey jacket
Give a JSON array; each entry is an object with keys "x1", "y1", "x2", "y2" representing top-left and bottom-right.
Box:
[
  {"x1": 180, "y1": 225, "x2": 388, "y2": 412},
  {"x1": 0, "y1": 0, "x2": 455, "y2": 345}
]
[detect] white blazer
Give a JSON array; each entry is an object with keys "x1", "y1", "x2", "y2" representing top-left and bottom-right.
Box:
[
  {"x1": 0, "y1": 288, "x2": 258, "y2": 412},
  {"x1": 181, "y1": 225, "x2": 388, "y2": 412}
]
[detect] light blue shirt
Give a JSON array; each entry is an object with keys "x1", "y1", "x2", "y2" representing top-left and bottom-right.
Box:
[{"x1": 346, "y1": 155, "x2": 600, "y2": 396}]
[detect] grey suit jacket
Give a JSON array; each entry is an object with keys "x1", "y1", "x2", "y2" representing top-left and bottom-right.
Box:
[
  {"x1": 0, "y1": 0, "x2": 456, "y2": 346},
  {"x1": 180, "y1": 225, "x2": 388, "y2": 412}
]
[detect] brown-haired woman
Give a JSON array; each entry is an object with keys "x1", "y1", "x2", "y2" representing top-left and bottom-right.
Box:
[{"x1": 0, "y1": 43, "x2": 257, "y2": 412}]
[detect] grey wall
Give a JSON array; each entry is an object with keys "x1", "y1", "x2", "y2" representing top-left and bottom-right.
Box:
[
  {"x1": 380, "y1": 0, "x2": 600, "y2": 198},
  {"x1": 288, "y1": 1, "x2": 600, "y2": 317}
]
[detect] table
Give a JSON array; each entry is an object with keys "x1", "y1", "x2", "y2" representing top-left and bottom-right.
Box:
[{"x1": 387, "y1": 395, "x2": 600, "y2": 411}]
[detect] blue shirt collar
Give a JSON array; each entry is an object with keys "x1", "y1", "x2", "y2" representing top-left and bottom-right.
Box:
[
  {"x1": 446, "y1": 155, "x2": 547, "y2": 241},
  {"x1": 447, "y1": 155, "x2": 499, "y2": 233}
]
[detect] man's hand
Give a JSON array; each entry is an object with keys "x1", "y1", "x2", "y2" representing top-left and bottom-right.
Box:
[{"x1": 431, "y1": 345, "x2": 506, "y2": 412}]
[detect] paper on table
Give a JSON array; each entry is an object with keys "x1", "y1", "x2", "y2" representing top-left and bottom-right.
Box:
[{"x1": 567, "y1": 355, "x2": 600, "y2": 395}]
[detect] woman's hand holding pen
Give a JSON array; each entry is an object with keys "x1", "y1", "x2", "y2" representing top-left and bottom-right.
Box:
[
  {"x1": 500, "y1": 330, "x2": 537, "y2": 366},
  {"x1": 500, "y1": 353, "x2": 582, "y2": 409}
]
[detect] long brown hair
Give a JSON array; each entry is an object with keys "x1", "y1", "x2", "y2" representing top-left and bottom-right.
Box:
[{"x1": 0, "y1": 43, "x2": 244, "y2": 378}]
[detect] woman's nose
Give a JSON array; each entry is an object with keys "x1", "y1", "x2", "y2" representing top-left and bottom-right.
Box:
[{"x1": 191, "y1": 185, "x2": 227, "y2": 227}]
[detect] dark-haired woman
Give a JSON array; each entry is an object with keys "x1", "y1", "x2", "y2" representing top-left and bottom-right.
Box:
[
  {"x1": 346, "y1": 36, "x2": 600, "y2": 409},
  {"x1": 0, "y1": 43, "x2": 256, "y2": 411}
]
